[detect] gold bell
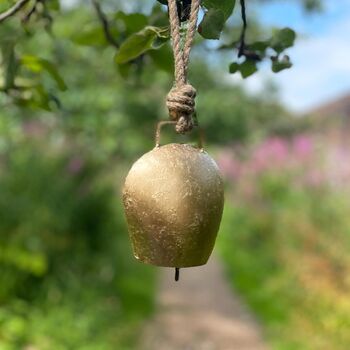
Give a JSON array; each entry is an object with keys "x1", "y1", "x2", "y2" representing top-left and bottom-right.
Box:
[{"x1": 122, "y1": 123, "x2": 224, "y2": 269}]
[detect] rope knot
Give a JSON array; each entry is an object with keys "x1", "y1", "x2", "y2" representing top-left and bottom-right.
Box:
[{"x1": 166, "y1": 84, "x2": 196, "y2": 134}]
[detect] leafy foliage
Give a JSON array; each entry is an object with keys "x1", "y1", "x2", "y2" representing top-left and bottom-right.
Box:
[
  {"x1": 0, "y1": 0, "x2": 302, "y2": 111},
  {"x1": 218, "y1": 135, "x2": 350, "y2": 350},
  {"x1": 199, "y1": 0, "x2": 236, "y2": 39},
  {"x1": 21, "y1": 55, "x2": 67, "y2": 91},
  {"x1": 225, "y1": 26, "x2": 296, "y2": 78},
  {"x1": 0, "y1": 120, "x2": 156, "y2": 349},
  {"x1": 115, "y1": 26, "x2": 169, "y2": 64}
]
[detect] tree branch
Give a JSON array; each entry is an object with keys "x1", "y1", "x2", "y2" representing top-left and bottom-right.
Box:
[
  {"x1": 92, "y1": 0, "x2": 119, "y2": 49},
  {"x1": 0, "y1": 0, "x2": 30, "y2": 24},
  {"x1": 237, "y1": 0, "x2": 261, "y2": 62},
  {"x1": 238, "y1": 0, "x2": 247, "y2": 58},
  {"x1": 21, "y1": 0, "x2": 39, "y2": 23}
]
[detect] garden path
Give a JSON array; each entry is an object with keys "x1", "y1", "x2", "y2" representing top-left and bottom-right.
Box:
[{"x1": 140, "y1": 255, "x2": 269, "y2": 350}]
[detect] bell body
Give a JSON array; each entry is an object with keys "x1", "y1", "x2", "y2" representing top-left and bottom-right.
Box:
[{"x1": 122, "y1": 143, "x2": 224, "y2": 268}]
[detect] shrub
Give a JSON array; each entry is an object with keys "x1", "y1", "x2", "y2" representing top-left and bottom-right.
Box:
[
  {"x1": 0, "y1": 132, "x2": 155, "y2": 349},
  {"x1": 218, "y1": 135, "x2": 350, "y2": 350}
]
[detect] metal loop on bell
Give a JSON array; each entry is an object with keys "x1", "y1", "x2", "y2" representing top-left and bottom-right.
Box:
[{"x1": 155, "y1": 121, "x2": 204, "y2": 151}]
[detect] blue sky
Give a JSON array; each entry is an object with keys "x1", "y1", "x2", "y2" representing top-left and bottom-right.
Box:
[{"x1": 237, "y1": 0, "x2": 350, "y2": 112}]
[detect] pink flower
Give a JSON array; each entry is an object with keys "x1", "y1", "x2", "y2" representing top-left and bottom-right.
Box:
[
  {"x1": 250, "y1": 137, "x2": 289, "y2": 174},
  {"x1": 218, "y1": 151, "x2": 241, "y2": 180},
  {"x1": 292, "y1": 135, "x2": 313, "y2": 159}
]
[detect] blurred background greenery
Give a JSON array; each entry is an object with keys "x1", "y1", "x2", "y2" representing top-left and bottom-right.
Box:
[{"x1": 1, "y1": 0, "x2": 350, "y2": 349}]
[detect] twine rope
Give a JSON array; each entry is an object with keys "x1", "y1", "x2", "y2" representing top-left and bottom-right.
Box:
[{"x1": 166, "y1": 0, "x2": 200, "y2": 134}]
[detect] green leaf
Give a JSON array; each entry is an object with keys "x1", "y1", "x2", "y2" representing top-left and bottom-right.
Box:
[
  {"x1": 271, "y1": 55, "x2": 292, "y2": 73},
  {"x1": 249, "y1": 40, "x2": 270, "y2": 54},
  {"x1": 270, "y1": 28, "x2": 296, "y2": 54},
  {"x1": 229, "y1": 62, "x2": 239, "y2": 74},
  {"x1": 46, "y1": 0, "x2": 60, "y2": 11},
  {"x1": 198, "y1": 9, "x2": 225, "y2": 40},
  {"x1": 0, "y1": 246, "x2": 48, "y2": 276},
  {"x1": 71, "y1": 24, "x2": 108, "y2": 47},
  {"x1": 21, "y1": 56, "x2": 67, "y2": 91},
  {"x1": 199, "y1": 0, "x2": 236, "y2": 39},
  {"x1": 229, "y1": 60, "x2": 258, "y2": 78},
  {"x1": 304, "y1": 0, "x2": 323, "y2": 12},
  {"x1": 239, "y1": 60, "x2": 258, "y2": 78},
  {"x1": 115, "y1": 26, "x2": 169, "y2": 64},
  {"x1": 202, "y1": 0, "x2": 236, "y2": 18},
  {"x1": 150, "y1": 3, "x2": 169, "y2": 27},
  {"x1": 149, "y1": 45, "x2": 174, "y2": 73}
]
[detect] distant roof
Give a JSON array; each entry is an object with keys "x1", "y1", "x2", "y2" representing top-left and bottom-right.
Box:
[{"x1": 309, "y1": 93, "x2": 350, "y2": 119}]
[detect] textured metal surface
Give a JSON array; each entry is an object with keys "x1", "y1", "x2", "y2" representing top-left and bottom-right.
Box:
[{"x1": 122, "y1": 143, "x2": 224, "y2": 268}]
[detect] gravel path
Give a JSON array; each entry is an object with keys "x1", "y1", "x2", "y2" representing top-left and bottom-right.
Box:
[{"x1": 140, "y1": 255, "x2": 269, "y2": 350}]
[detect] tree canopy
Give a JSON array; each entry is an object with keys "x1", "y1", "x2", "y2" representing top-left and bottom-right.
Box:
[{"x1": 0, "y1": 0, "x2": 321, "y2": 113}]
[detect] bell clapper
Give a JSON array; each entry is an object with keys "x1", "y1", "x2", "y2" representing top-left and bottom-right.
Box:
[{"x1": 175, "y1": 268, "x2": 180, "y2": 282}]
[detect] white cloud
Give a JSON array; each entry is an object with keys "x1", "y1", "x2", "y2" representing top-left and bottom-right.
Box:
[{"x1": 277, "y1": 17, "x2": 350, "y2": 112}]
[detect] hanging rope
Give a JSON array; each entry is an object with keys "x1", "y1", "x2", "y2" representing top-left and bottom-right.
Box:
[{"x1": 166, "y1": 0, "x2": 200, "y2": 134}]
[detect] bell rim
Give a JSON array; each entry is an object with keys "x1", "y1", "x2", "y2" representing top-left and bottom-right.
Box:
[{"x1": 133, "y1": 254, "x2": 210, "y2": 268}]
